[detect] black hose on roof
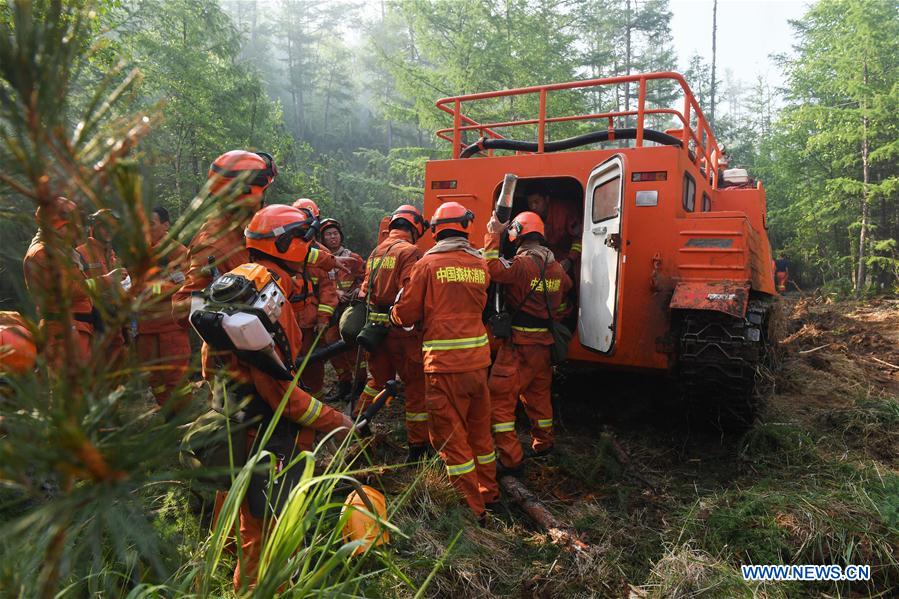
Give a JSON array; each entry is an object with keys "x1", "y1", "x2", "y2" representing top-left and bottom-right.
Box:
[{"x1": 460, "y1": 128, "x2": 683, "y2": 158}]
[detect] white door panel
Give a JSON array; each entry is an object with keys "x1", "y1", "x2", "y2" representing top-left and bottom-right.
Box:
[{"x1": 578, "y1": 156, "x2": 624, "y2": 353}]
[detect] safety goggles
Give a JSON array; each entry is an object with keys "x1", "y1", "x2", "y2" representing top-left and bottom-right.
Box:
[
  {"x1": 245, "y1": 217, "x2": 317, "y2": 253},
  {"x1": 507, "y1": 219, "x2": 523, "y2": 241},
  {"x1": 392, "y1": 209, "x2": 429, "y2": 231},
  {"x1": 430, "y1": 210, "x2": 474, "y2": 232},
  {"x1": 210, "y1": 151, "x2": 278, "y2": 188}
]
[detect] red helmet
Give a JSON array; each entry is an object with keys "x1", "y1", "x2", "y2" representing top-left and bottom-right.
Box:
[
  {"x1": 430, "y1": 202, "x2": 474, "y2": 236},
  {"x1": 208, "y1": 150, "x2": 277, "y2": 198},
  {"x1": 319, "y1": 217, "x2": 343, "y2": 238},
  {"x1": 244, "y1": 204, "x2": 316, "y2": 262},
  {"x1": 390, "y1": 204, "x2": 427, "y2": 238},
  {"x1": 292, "y1": 198, "x2": 320, "y2": 218},
  {"x1": 0, "y1": 324, "x2": 37, "y2": 375},
  {"x1": 507, "y1": 211, "x2": 545, "y2": 243},
  {"x1": 35, "y1": 197, "x2": 79, "y2": 231}
]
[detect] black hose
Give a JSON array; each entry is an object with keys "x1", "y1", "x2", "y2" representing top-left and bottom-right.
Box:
[
  {"x1": 305, "y1": 339, "x2": 349, "y2": 364},
  {"x1": 460, "y1": 128, "x2": 682, "y2": 158}
]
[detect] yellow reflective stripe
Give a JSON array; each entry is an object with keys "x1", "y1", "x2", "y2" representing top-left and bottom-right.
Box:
[
  {"x1": 298, "y1": 398, "x2": 324, "y2": 426},
  {"x1": 512, "y1": 325, "x2": 549, "y2": 333},
  {"x1": 368, "y1": 311, "x2": 390, "y2": 324},
  {"x1": 477, "y1": 452, "x2": 496, "y2": 465},
  {"x1": 85, "y1": 278, "x2": 98, "y2": 292},
  {"x1": 405, "y1": 411, "x2": 429, "y2": 422},
  {"x1": 556, "y1": 302, "x2": 568, "y2": 313},
  {"x1": 151, "y1": 283, "x2": 162, "y2": 295},
  {"x1": 570, "y1": 243, "x2": 582, "y2": 253},
  {"x1": 536, "y1": 418, "x2": 553, "y2": 428},
  {"x1": 359, "y1": 361, "x2": 368, "y2": 369},
  {"x1": 446, "y1": 459, "x2": 475, "y2": 476},
  {"x1": 318, "y1": 304, "x2": 335, "y2": 315},
  {"x1": 362, "y1": 385, "x2": 380, "y2": 397},
  {"x1": 483, "y1": 249, "x2": 500, "y2": 259},
  {"x1": 422, "y1": 334, "x2": 488, "y2": 351},
  {"x1": 307, "y1": 247, "x2": 320, "y2": 264},
  {"x1": 492, "y1": 421, "x2": 516, "y2": 433},
  {"x1": 338, "y1": 281, "x2": 353, "y2": 289}
]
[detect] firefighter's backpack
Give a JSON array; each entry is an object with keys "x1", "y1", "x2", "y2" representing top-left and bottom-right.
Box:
[{"x1": 189, "y1": 263, "x2": 294, "y2": 380}]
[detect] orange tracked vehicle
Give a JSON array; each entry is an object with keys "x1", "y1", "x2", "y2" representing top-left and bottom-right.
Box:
[{"x1": 421, "y1": 72, "x2": 777, "y2": 421}]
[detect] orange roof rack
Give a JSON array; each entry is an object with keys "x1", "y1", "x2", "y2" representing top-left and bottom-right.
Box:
[{"x1": 434, "y1": 71, "x2": 722, "y2": 188}]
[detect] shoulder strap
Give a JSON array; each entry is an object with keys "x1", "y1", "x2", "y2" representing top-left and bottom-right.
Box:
[
  {"x1": 507, "y1": 254, "x2": 546, "y2": 319},
  {"x1": 534, "y1": 256, "x2": 555, "y2": 322}
]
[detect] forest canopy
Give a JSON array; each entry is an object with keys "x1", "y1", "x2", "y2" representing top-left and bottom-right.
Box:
[{"x1": 1, "y1": 0, "x2": 897, "y2": 312}]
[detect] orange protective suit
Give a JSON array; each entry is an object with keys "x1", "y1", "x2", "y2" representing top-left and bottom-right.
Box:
[
  {"x1": 76, "y1": 236, "x2": 120, "y2": 278},
  {"x1": 390, "y1": 238, "x2": 497, "y2": 517},
  {"x1": 484, "y1": 231, "x2": 571, "y2": 468},
  {"x1": 23, "y1": 234, "x2": 93, "y2": 370},
  {"x1": 541, "y1": 200, "x2": 583, "y2": 265},
  {"x1": 325, "y1": 246, "x2": 366, "y2": 385},
  {"x1": 172, "y1": 215, "x2": 249, "y2": 378},
  {"x1": 541, "y1": 201, "x2": 582, "y2": 317},
  {"x1": 355, "y1": 229, "x2": 427, "y2": 447},
  {"x1": 224, "y1": 258, "x2": 350, "y2": 591},
  {"x1": 137, "y1": 239, "x2": 191, "y2": 407},
  {"x1": 291, "y1": 258, "x2": 338, "y2": 397},
  {"x1": 76, "y1": 236, "x2": 126, "y2": 355}
]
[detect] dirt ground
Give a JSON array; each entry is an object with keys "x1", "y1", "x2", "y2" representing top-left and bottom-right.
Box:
[{"x1": 356, "y1": 295, "x2": 899, "y2": 598}]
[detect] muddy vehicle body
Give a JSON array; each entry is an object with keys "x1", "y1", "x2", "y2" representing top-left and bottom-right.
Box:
[{"x1": 421, "y1": 72, "x2": 777, "y2": 421}]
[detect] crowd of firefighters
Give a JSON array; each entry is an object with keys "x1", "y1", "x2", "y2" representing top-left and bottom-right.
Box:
[{"x1": 0, "y1": 149, "x2": 584, "y2": 590}]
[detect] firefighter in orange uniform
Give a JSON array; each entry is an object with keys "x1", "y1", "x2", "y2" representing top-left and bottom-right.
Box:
[
  {"x1": 76, "y1": 208, "x2": 128, "y2": 355},
  {"x1": 525, "y1": 185, "x2": 582, "y2": 274},
  {"x1": 355, "y1": 205, "x2": 429, "y2": 460},
  {"x1": 485, "y1": 211, "x2": 571, "y2": 472},
  {"x1": 136, "y1": 206, "x2": 191, "y2": 407},
  {"x1": 218, "y1": 205, "x2": 355, "y2": 591},
  {"x1": 77, "y1": 208, "x2": 122, "y2": 280},
  {"x1": 289, "y1": 198, "x2": 339, "y2": 398},
  {"x1": 390, "y1": 202, "x2": 498, "y2": 520},
  {"x1": 23, "y1": 197, "x2": 96, "y2": 370},
  {"x1": 172, "y1": 150, "x2": 278, "y2": 337},
  {"x1": 0, "y1": 313, "x2": 37, "y2": 377},
  {"x1": 319, "y1": 218, "x2": 366, "y2": 403}
]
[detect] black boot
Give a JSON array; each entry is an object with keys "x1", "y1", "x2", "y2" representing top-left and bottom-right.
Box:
[
  {"x1": 496, "y1": 461, "x2": 525, "y2": 478},
  {"x1": 324, "y1": 380, "x2": 351, "y2": 404},
  {"x1": 406, "y1": 444, "x2": 429, "y2": 463}
]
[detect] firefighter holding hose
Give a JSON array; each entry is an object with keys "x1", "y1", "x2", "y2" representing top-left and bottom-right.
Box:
[{"x1": 484, "y1": 210, "x2": 571, "y2": 474}]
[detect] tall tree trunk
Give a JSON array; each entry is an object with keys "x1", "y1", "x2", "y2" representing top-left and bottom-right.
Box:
[
  {"x1": 623, "y1": 0, "x2": 632, "y2": 119},
  {"x1": 710, "y1": 0, "x2": 717, "y2": 129},
  {"x1": 323, "y1": 70, "x2": 334, "y2": 133},
  {"x1": 855, "y1": 61, "x2": 870, "y2": 297}
]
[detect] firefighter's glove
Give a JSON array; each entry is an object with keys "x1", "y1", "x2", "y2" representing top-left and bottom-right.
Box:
[
  {"x1": 332, "y1": 413, "x2": 355, "y2": 443},
  {"x1": 486, "y1": 213, "x2": 507, "y2": 235},
  {"x1": 334, "y1": 254, "x2": 359, "y2": 275}
]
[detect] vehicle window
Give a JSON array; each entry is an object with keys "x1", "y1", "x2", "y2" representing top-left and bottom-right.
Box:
[
  {"x1": 592, "y1": 176, "x2": 621, "y2": 223},
  {"x1": 702, "y1": 192, "x2": 711, "y2": 212},
  {"x1": 682, "y1": 172, "x2": 696, "y2": 212}
]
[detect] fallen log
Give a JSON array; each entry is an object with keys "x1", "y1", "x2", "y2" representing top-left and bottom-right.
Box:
[
  {"x1": 600, "y1": 430, "x2": 659, "y2": 491},
  {"x1": 498, "y1": 474, "x2": 589, "y2": 553}
]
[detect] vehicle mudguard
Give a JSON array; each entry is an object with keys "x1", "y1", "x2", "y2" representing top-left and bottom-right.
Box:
[{"x1": 669, "y1": 281, "x2": 750, "y2": 319}]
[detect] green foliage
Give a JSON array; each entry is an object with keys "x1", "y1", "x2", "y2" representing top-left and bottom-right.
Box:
[{"x1": 755, "y1": 0, "x2": 899, "y2": 292}]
